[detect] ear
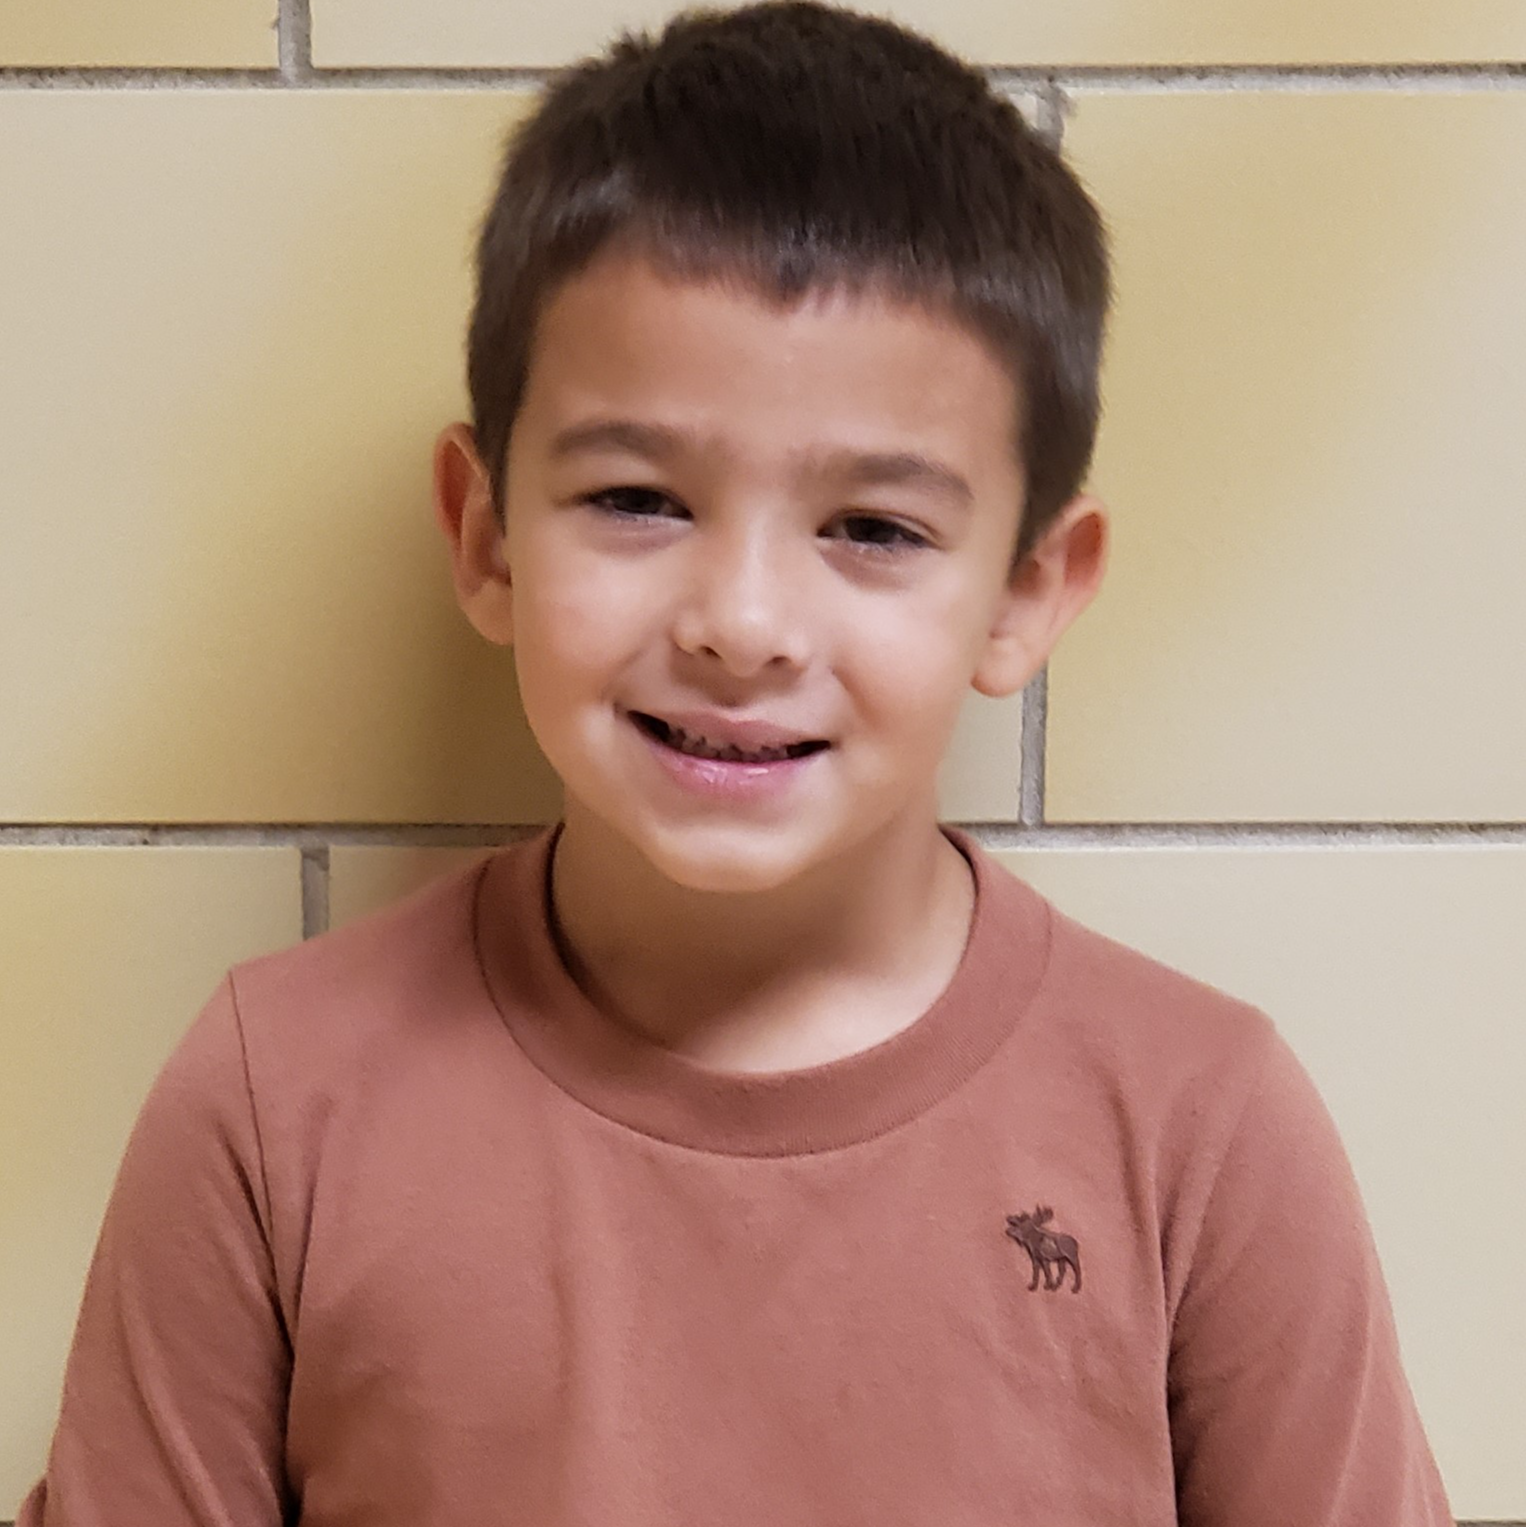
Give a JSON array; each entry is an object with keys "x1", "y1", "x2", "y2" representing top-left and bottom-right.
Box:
[
  {"x1": 970, "y1": 492, "x2": 1109, "y2": 699},
  {"x1": 432, "y1": 421, "x2": 515, "y2": 647}
]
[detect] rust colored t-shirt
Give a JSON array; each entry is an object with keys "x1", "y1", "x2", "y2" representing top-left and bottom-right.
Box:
[{"x1": 16, "y1": 824, "x2": 1452, "y2": 1525}]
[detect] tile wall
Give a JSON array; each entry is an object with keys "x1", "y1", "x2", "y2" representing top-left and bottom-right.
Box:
[{"x1": 2, "y1": 0, "x2": 1522, "y2": 1518}]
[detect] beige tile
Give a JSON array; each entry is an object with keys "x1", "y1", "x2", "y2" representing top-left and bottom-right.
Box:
[
  {"x1": 310, "y1": 0, "x2": 1522, "y2": 68},
  {"x1": 0, "y1": 847, "x2": 300, "y2": 1507},
  {"x1": 1048, "y1": 92, "x2": 1524, "y2": 822},
  {"x1": 937, "y1": 689, "x2": 1026, "y2": 823},
  {"x1": 0, "y1": 91, "x2": 562, "y2": 824},
  {"x1": 328, "y1": 843, "x2": 497, "y2": 928},
  {"x1": 0, "y1": 0, "x2": 276, "y2": 67},
  {"x1": 995, "y1": 843, "x2": 1524, "y2": 1518}
]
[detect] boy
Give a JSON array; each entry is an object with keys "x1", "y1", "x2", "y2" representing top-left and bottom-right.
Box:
[{"x1": 19, "y1": 3, "x2": 1452, "y2": 1523}]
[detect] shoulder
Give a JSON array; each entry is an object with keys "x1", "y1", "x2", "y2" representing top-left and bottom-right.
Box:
[
  {"x1": 980, "y1": 852, "x2": 1282, "y2": 1102},
  {"x1": 223, "y1": 850, "x2": 499, "y2": 1073},
  {"x1": 987, "y1": 866, "x2": 1364, "y2": 1304},
  {"x1": 979, "y1": 857, "x2": 1302, "y2": 1212}
]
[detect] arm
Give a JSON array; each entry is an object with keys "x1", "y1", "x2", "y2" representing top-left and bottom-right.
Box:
[
  {"x1": 16, "y1": 976, "x2": 294, "y2": 1526},
  {"x1": 1168, "y1": 1025, "x2": 1452, "y2": 1526}
]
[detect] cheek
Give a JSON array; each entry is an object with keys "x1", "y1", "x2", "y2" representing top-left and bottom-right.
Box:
[
  {"x1": 512, "y1": 549, "x2": 650, "y2": 678},
  {"x1": 848, "y1": 596, "x2": 985, "y2": 721}
]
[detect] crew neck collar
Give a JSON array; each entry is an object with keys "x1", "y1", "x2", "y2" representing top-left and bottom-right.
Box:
[{"x1": 472, "y1": 822, "x2": 1051, "y2": 1157}]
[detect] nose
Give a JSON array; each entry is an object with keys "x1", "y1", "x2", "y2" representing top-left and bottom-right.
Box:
[{"x1": 670, "y1": 517, "x2": 810, "y2": 678}]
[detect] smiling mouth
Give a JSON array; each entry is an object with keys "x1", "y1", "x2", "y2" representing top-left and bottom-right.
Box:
[{"x1": 630, "y1": 712, "x2": 830, "y2": 765}]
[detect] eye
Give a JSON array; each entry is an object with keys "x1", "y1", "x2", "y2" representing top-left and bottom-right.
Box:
[
  {"x1": 830, "y1": 514, "x2": 929, "y2": 552},
  {"x1": 582, "y1": 486, "x2": 684, "y2": 520}
]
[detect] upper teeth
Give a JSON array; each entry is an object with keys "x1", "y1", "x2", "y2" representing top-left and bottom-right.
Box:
[{"x1": 665, "y1": 722, "x2": 798, "y2": 763}]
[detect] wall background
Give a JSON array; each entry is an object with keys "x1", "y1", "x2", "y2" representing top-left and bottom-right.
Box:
[{"x1": 1, "y1": 0, "x2": 1522, "y2": 1520}]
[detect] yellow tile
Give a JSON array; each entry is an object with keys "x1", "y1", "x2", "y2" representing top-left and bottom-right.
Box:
[
  {"x1": 1048, "y1": 93, "x2": 1524, "y2": 822},
  {"x1": 0, "y1": 91, "x2": 562, "y2": 824},
  {"x1": 995, "y1": 843, "x2": 1524, "y2": 1519},
  {"x1": 328, "y1": 843, "x2": 496, "y2": 927},
  {"x1": 0, "y1": 0, "x2": 276, "y2": 67},
  {"x1": 311, "y1": 0, "x2": 1523, "y2": 67},
  {"x1": 0, "y1": 846, "x2": 300, "y2": 1507}
]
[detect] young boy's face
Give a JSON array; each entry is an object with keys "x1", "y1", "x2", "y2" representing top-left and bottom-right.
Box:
[{"x1": 438, "y1": 245, "x2": 1104, "y2": 895}]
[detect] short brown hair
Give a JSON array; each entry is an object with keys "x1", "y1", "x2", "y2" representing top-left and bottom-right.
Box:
[{"x1": 468, "y1": 0, "x2": 1113, "y2": 567}]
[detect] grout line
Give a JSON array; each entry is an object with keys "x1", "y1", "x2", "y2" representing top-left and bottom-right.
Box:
[
  {"x1": 0, "y1": 65, "x2": 555, "y2": 90},
  {"x1": 277, "y1": 0, "x2": 313, "y2": 84},
  {"x1": 0, "y1": 822, "x2": 1518, "y2": 849},
  {"x1": 258, "y1": 63, "x2": 556, "y2": 88},
  {"x1": 299, "y1": 845, "x2": 330, "y2": 938},
  {"x1": 0, "y1": 62, "x2": 1519, "y2": 91},
  {"x1": 987, "y1": 61, "x2": 1522, "y2": 91},
  {"x1": 966, "y1": 821, "x2": 1526, "y2": 851},
  {"x1": 0, "y1": 823, "x2": 548, "y2": 848},
  {"x1": 0, "y1": 67, "x2": 285, "y2": 89},
  {"x1": 1030, "y1": 79, "x2": 1067, "y2": 144},
  {"x1": 1018, "y1": 669, "x2": 1048, "y2": 826}
]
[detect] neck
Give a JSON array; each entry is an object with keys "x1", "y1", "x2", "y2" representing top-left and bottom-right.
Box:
[{"x1": 545, "y1": 802, "x2": 973, "y2": 1064}]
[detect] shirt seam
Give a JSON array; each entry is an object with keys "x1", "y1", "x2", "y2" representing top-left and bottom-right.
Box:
[{"x1": 224, "y1": 966, "x2": 290, "y2": 1348}]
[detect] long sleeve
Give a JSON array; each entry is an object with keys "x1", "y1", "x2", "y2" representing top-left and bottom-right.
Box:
[
  {"x1": 15, "y1": 976, "x2": 295, "y2": 1527},
  {"x1": 1167, "y1": 1024, "x2": 1452, "y2": 1525}
]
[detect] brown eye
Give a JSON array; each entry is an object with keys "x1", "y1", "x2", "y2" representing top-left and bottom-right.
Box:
[
  {"x1": 834, "y1": 515, "x2": 928, "y2": 550},
  {"x1": 584, "y1": 487, "x2": 684, "y2": 519}
]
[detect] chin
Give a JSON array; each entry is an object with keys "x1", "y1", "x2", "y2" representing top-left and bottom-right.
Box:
[{"x1": 639, "y1": 831, "x2": 807, "y2": 897}]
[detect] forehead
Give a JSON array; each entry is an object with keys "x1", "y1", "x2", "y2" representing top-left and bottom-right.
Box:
[{"x1": 516, "y1": 247, "x2": 1022, "y2": 490}]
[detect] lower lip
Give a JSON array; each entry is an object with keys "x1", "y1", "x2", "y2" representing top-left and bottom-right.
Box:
[{"x1": 629, "y1": 715, "x2": 826, "y2": 801}]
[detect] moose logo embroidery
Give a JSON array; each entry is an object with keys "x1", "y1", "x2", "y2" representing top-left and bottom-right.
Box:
[{"x1": 1005, "y1": 1205, "x2": 1082, "y2": 1293}]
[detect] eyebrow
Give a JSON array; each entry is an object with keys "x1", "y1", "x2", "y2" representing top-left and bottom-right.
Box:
[{"x1": 547, "y1": 418, "x2": 974, "y2": 509}]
